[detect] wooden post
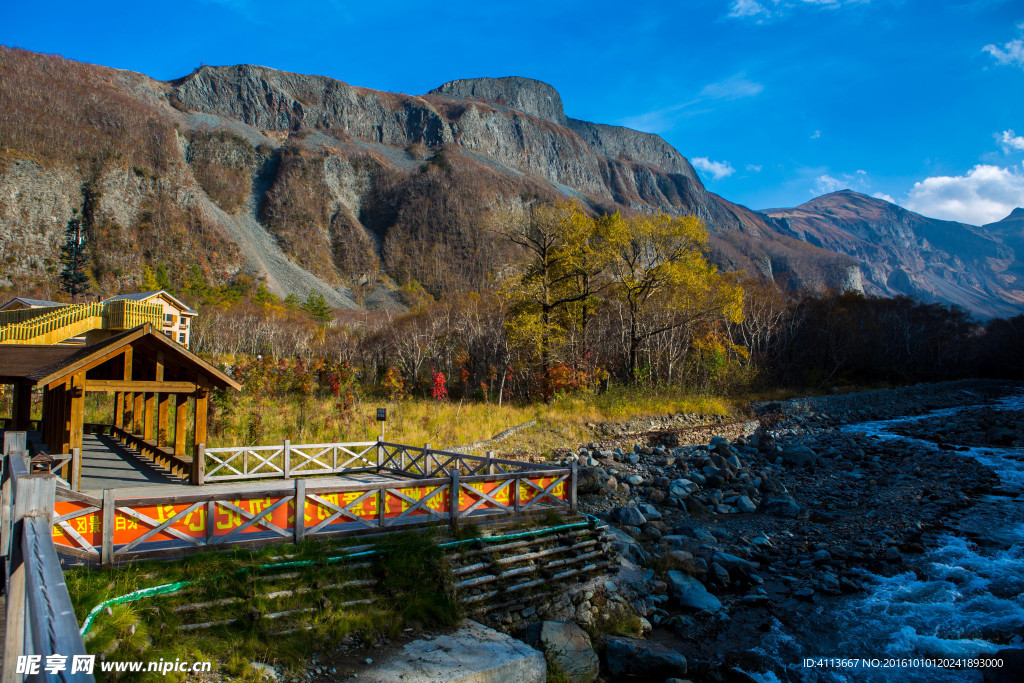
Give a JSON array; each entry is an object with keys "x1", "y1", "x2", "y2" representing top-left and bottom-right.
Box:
[
  {"x1": 377, "y1": 435, "x2": 384, "y2": 471},
  {"x1": 133, "y1": 392, "x2": 144, "y2": 435},
  {"x1": 72, "y1": 447, "x2": 82, "y2": 492},
  {"x1": 114, "y1": 391, "x2": 124, "y2": 429},
  {"x1": 144, "y1": 392, "x2": 156, "y2": 441},
  {"x1": 101, "y1": 489, "x2": 115, "y2": 566},
  {"x1": 294, "y1": 478, "x2": 306, "y2": 543},
  {"x1": 450, "y1": 468, "x2": 459, "y2": 533},
  {"x1": 191, "y1": 443, "x2": 205, "y2": 486},
  {"x1": 123, "y1": 391, "x2": 133, "y2": 438},
  {"x1": 513, "y1": 473, "x2": 521, "y2": 513},
  {"x1": 569, "y1": 462, "x2": 578, "y2": 513},
  {"x1": 157, "y1": 392, "x2": 170, "y2": 447},
  {"x1": 3, "y1": 473, "x2": 57, "y2": 681},
  {"x1": 425, "y1": 442, "x2": 432, "y2": 477},
  {"x1": 60, "y1": 381, "x2": 72, "y2": 454},
  {"x1": 174, "y1": 394, "x2": 188, "y2": 457},
  {"x1": 194, "y1": 389, "x2": 208, "y2": 456},
  {"x1": 487, "y1": 450, "x2": 495, "y2": 476},
  {"x1": 284, "y1": 440, "x2": 291, "y2": 478},
  {"x1": 69, "y1": 371, "x2": 85, "y2": 453}
]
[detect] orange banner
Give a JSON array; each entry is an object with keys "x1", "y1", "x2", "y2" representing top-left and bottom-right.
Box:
[{"x1": 52, "y1": 476, "x2": 567, "y2": 550}]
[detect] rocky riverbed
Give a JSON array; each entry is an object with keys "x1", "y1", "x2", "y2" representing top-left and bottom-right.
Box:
[{"x1": 531, "y1": 380, "x2": 1024, "y2": 682}]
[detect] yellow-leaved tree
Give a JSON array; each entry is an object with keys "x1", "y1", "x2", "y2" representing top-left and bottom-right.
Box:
[
  {"x1": 499, "y1": 200, "x2": 605, "y2": 398},
  {"x1": 601, "y1": 211, "x2": 744, "y2": 381}
]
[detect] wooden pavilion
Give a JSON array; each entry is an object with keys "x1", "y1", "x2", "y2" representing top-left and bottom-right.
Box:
[{"x1": 0, "y1": 324, "x2": 240, "y2": 486}]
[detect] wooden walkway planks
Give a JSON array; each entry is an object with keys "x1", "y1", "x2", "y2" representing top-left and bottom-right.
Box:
[{"x1": 78, "y1": 433, "x2": 184, "y2": 493}]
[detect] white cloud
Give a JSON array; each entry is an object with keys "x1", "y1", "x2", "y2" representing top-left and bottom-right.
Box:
[
  {"x1": 810, "y1": 130, "x2": 822, "y2": 139},
  {"x1": 746, "y1": 164, "x2": 763, "y2": 172},
  {"x1": 728, "y1": 0, "x2": 867, "y2": 21},
  {"x1": 998, "y1": 129, "x2": 1024, "y2": 153},
  {"x1": 728, "y1": 0, "x2": 772, "y2": 19},
  {"x1": 693, "y1": 157, "x2": 736, "y2": 180},
  {"x1": 984, "y1": 38, "x2": 1024, "y2": 69},
  {"x1": 700, "y1": 74, "x2": 765, "y2": 100},
  {"x1": 901, "y1": 164, "x2": 1024, "y2": 225},
  {"x1": 618, "y1": 73, "x2": 762, "y2": 133},
  {"x1": 814, "y1": 174, "x2": 844, "y2": 194},
  {"x1": 873, "y1": 192, "x2": 896, "y2": 203}
]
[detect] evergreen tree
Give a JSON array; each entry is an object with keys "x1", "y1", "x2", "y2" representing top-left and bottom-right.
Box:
[
  {"x1": 301, "y1": 291, "x2": 333, "y2": 325},
  {"x1": 59, "y1": 210, "x2": 90, "y2": 298}
]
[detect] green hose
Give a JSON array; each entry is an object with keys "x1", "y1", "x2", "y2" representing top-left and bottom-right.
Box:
[{"x1": 79, "y1": 515, "x2": 598, "y2": 637}]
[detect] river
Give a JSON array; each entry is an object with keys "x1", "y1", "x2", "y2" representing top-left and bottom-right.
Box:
[{"x1": 747, "y1": 392, "x2": 1024, "y2": 682}]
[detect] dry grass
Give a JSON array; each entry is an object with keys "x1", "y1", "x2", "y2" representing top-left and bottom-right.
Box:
[{"x1": 203, "y1": 386, "x2": 734, "y2": 457}]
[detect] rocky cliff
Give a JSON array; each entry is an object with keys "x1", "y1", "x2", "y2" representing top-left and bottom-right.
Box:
[
  {"x1": 4, "y1": 49, "x2": 1003, "y2": 315},
  {"x1": 764, "y1": 191, "x2": 1024, "y2": 318}
]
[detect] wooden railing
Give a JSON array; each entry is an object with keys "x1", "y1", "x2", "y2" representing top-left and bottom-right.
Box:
[
  {"x1": 49, "y1": 438, "x2": 577, "y2": 564},
  {"x1": 204, "y1": 439, "x2": 564, "y2": 483},
  {"x1": 0, "y1": 299, "x2": 162, "y2": 344},
  {"x1": 2, "y1": 432, "x2": 94, "y2": 682}
]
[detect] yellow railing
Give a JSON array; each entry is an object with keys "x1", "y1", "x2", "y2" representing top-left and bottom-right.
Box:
[
  {"x1": 0, "y1": 305, "x2": 68, "y2": 327},
  {"x1": 0, "y1": 300, "x2": 163, "y2": 345}
]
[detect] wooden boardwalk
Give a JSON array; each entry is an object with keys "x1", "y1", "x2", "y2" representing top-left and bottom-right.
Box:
[{"x1": 78, "y1": 433, "x2": 185, "y2": 493}]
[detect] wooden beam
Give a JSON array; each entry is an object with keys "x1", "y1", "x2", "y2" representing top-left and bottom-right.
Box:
[
  {"x1": 85, "y1": 380, "x2": 199, "y2": 393},
  {"x1": 174, "y1": 394, "x2": 188, "y2": 458}
]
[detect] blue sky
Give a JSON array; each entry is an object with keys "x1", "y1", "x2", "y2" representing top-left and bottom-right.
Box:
[{"x1": 4, "y1": 0, "x2": 1023, "y2": 225}]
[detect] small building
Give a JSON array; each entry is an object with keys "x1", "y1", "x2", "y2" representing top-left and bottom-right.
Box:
[{"x1": 101, "y1": 291, "x2": 197, "y2": 347}]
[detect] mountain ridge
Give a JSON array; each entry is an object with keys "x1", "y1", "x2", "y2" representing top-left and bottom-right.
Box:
[{"x1": 0, "y1": 48, "x2": 1019, "y2": 317}]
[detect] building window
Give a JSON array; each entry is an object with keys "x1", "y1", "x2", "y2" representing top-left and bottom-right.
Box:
[
  {"x1": 163, "y1": 331, "x2": 172, "y2": 338},
  {"x1": 164, "y1": 313, "x2": 174, "y2": 323},
  {"x1": 178, "y1": 333, "x2": 187, "y2": 343}
]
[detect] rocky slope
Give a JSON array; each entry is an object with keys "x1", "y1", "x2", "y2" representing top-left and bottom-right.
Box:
[
  {"x1": 5, "y1": 49, "x2": 1019, "y2": 316},
  {"x1": 764, "y1": 191, "x2": 1024, "y2": 318},
  {"x1": 0, "y1": 50, "x2": 856, "y2": 305}
]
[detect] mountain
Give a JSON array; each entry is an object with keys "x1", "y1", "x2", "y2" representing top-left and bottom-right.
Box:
[
  {"x1": 3, "y1": 50, "x2": 1019, "y2": 318},
  {"x1": 763, "y1": 191, "x2": 1024, "y2": 318},
  {"x1": 0, "y1": 49, "x2": 857, "y2": 308},
  {"x1": 983, "y1": 208, "x2": 1024, "y2": 257}
]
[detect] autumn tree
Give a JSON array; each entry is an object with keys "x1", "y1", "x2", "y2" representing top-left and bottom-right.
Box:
[
  {"x1": 500, "y1": 201, "x2": 605, "y2": 398},
  {"x1": 602, "y1": 212, "x2": 744, "y2": 381}
]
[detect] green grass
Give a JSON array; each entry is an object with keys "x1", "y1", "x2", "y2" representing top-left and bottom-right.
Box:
[{"x1": 65, "y1": 533, "x2": 462, "y2": 681}]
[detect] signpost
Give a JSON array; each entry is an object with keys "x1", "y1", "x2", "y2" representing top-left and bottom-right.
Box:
[{"x1": 376, "y1": 407, "x2": 387, "y2": 439}]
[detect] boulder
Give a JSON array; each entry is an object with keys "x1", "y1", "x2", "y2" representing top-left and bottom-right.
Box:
[
  {"x1": 668, "y1": 479, "x2": 700, "y2": 498},
  {"x1": 523, "y1": 621, "x2": 599, "y2": 683},
  {"x1": 780, "y1": 445, "x2": 818, "y2": 467},
  {"x1": 603, "y1": 636, "x2": 687, "y2": 679},
  {"x1": 576, "y1": 466, "x2": 609, "y2": 494},
  {"x1": 614, "y1": 506, "x2": 648, "y2": 527},
  {"x1": 607, "y1": 526, "x2": 648, "y2": 565},
  {"x1": 637, "y1": 503, "x2": 662, "y2": 521},
  {"x1": 666, "y1": 570, "x2": 722, "y2": 613},
  {"x1": 759, "y1": 493, "x2": 801, "y2": 518},
  {"x1": 735, "y1": 496, "x2": 757, "y2": 513}
]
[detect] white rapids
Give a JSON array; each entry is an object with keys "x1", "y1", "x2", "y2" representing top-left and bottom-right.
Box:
[{"x1": 745, "y1": 391, "x2": 1024, "y2": 682}]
